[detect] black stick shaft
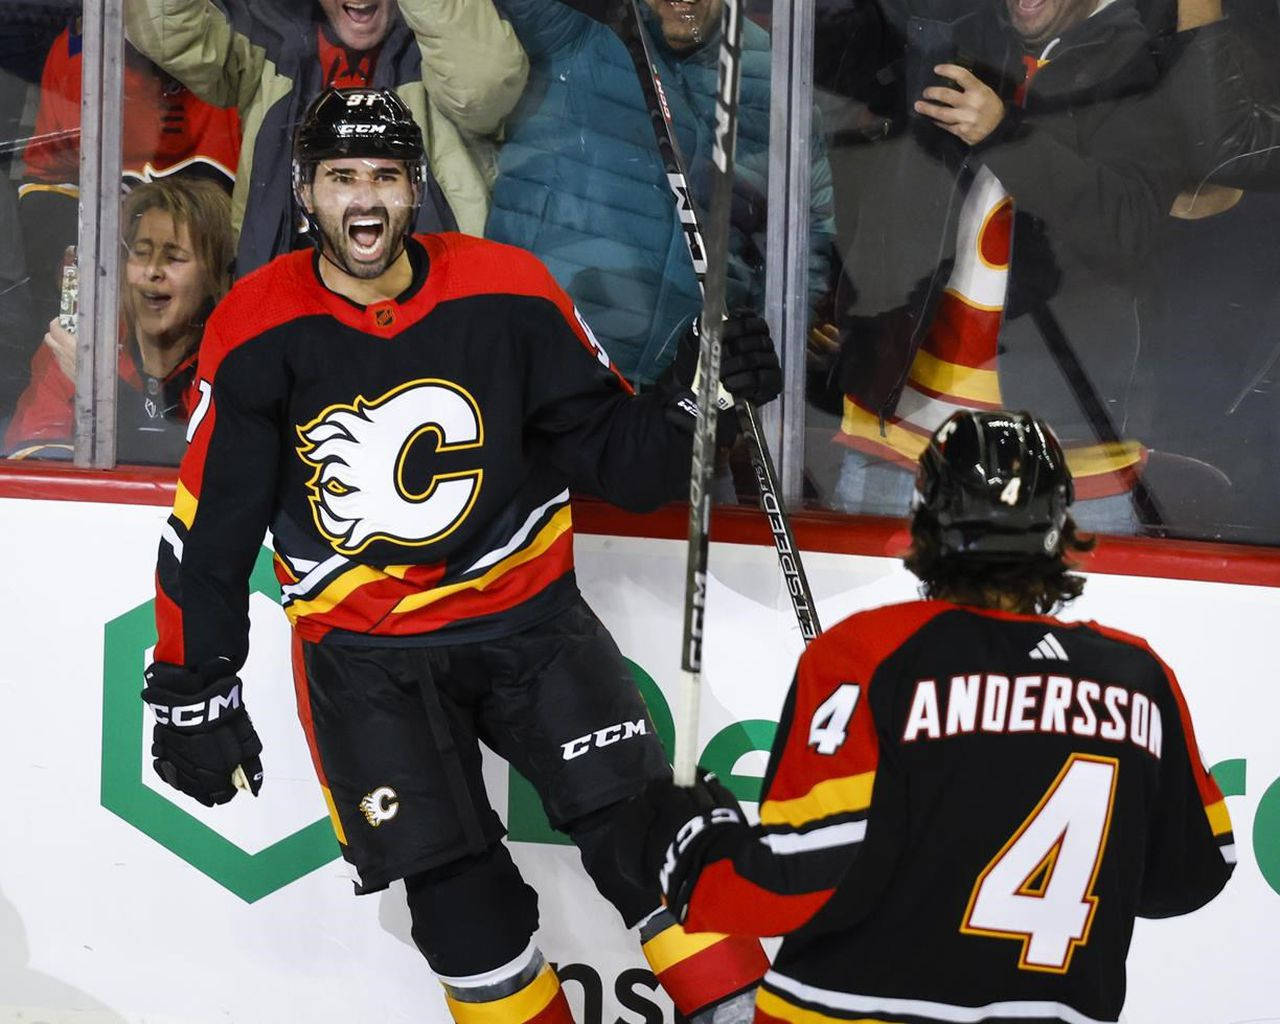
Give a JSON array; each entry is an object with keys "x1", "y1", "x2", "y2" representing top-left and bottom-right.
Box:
[{"x1": 610, "y1": 0, "x2": 820, "y2": 780}]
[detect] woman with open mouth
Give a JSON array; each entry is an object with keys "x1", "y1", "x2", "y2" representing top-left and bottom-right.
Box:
[{"x1": 4, "y1": 177, "x2": 233, "y2": 464}]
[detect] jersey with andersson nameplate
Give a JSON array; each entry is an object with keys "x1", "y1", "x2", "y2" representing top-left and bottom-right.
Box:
[
  {"x1": 153, "y1": 232, "x2": 690, "y2": 670},
  {"x1": 676, "y1": 600, "x2": 1235, "y2": 1024}
]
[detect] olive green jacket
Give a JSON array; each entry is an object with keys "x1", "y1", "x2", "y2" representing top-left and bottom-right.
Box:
[{"x1": 124, "y1": 0, "x2": 528, "y2": 271}]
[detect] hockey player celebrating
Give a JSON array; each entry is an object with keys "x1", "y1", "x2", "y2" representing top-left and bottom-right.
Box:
[
  {"x1": 624, "y1": 410, "x2": 1236, "y2": 1024},
  {"x1": 140, "y1": 87, "x2": 778, "y2": 1023}
]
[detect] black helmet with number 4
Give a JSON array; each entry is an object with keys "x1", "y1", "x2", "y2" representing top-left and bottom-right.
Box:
[
  {"x1": 291, "y1": 87, "x2": 426, "y2": 237},
  {"x1": 913, "y1": 410, "x2": 1073, "y2": 561}
]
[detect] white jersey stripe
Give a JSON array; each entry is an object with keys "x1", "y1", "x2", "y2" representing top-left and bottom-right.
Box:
[
  {"x1": 281, "y1": 551, "x2": 350, "y2": 601},
  {"x1": 465, "y1": 489, "x2": 570, "y2": 575},
  {"x1": 161, "y1": 522, "x2": 185, "y2": 562},
  {"x1": 763, "y1": 971, "x2": 1117, "y2": 1024},
  {"x1": 759, "y1": 820, "x2": 867, "y2": 855}
]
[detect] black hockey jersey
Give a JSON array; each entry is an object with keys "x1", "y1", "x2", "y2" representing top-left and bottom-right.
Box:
[
  {"x1": 154, "y1": 233, "x2": 691, "y2": 667},
  {"x1": 677, "y1": 601, "x2": 1235, "y2": 1024}
]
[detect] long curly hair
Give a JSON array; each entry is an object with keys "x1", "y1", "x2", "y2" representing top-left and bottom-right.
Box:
[{"x1": 904, "y1": 511, "x2": 1096, "y2": 615}]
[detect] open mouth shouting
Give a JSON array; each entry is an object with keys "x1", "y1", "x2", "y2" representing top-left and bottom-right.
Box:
[
  {"x1": 346, "y1": 215, "x2": 387, "y2": 262},
  {"x1": 341, "y1": 2, "x2": 379, "y2": 24},
  {"x1": 139, "y1": 289, "x2": 173, "y2": 316},
  {"x1": 322, "y1": 0, "x2": 391, "y2": 49}
]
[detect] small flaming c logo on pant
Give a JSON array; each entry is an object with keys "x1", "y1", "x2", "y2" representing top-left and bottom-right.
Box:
[{"x1": 359, "y1": 786, "x2": 399, "y2": 827}]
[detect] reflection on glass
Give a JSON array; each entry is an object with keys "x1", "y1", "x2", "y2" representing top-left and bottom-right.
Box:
[
  {"x1": 2, "y1": 5, "x2": 239, "y2": 464},
  {"x1": 486, "y1": 0, "x2": 836, "y2": 503},
  {"x1": 0, "y1": 3, "x2": 71, "y2": 445},
  {"x1": 804, "y1": 0, "x2": 1280, "y2": 544}
]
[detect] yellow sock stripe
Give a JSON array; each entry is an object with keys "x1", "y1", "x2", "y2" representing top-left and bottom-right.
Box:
[
  {"x1": 444, "y1": 964, "x2": 561, "y2": 1024},
  {"x1": 906, "y1": 348, "x2": 1002, "y2": 406},
  {"x1": 392, "y1": 505, "x2": 573, "y2": 615},
  {"x1": 321, "y1": 786, "x2": 347, "y2": 846},
  {"x1": 1206, "y1": 799, "x2": 1233, "y2": 838},
  {"x1": 759, "y1": 772, "x2": 875, "y2": 828},
  {"x1": 757, "y1": 986, "x2": 892, "y2": 1024},
  {"x1": 642, "y1": 922, "x2": 731, "y2": 975}
]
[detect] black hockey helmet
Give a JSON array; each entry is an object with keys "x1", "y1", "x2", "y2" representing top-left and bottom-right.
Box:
[
  {"x1": 291, "y1": 87, "x2": 426, "y2": 236},
  {"x1": 913, "y1": 410, "x2": 1073, "y2": 561}
]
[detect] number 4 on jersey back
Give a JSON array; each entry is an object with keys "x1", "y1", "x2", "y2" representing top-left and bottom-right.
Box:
[
  {"x1": 962, "y1": 753, "x2": 1119, "y2": 972},
  {"x1": 808, "y1": 683, "x2": 861, "y2": 755}
]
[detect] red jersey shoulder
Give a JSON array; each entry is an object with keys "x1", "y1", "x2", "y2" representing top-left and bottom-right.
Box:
[
  {"x1": 424, "y1": 232, "x2": 566, "y2": 305},
  {"x1": 802, "y1": 599, "x2": 956, "y2": 687},
  {"x1": 200, "y1": 250, "x2": 320, "y2": 368}
]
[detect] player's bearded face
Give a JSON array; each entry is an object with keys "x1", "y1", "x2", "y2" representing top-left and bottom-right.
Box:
[{"x1": 307, "y1": 158, "x2": 416, "y2": 280}]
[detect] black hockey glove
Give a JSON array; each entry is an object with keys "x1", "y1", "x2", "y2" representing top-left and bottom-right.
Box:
[
  {"x1": 670, "y1": 311, "x2": 783, "y2": 408},
  {"x1": 142, "y1": 661, "x2": 264, "y2": 807},
  {"x1": 720, "y1": 311, "x2": 782, "y2": 407},
  {"x1": 619, "y1": 770, "x2": 746, "y2": 921}
]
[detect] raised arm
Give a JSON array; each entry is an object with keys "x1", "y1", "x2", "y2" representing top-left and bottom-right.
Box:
[
  {"x1": 397, "y1": 0, "x2": 530, "y2": 136},
  {"x1": 123, "y1": 0, "x2": 264, "y2": 110},
  {"x1": 495, "y1": 0, "x2": 596, "y2": 62}
]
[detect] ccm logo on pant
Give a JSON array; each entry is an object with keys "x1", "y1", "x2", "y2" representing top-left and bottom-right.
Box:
[{"x1": 561, "y1": 719, "x2": 648, "y2": 761}]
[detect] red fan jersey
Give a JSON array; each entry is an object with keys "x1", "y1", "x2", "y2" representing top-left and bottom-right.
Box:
[
  {"x1": 154, "y1": 233, "x2": 691, "y2": 668},
  {"x1": 23, "y1": 26, "x2": 240, "y2": 190},
  {"x1": 677, "y1": 601, "x2": 1235, "y2": 1024}
]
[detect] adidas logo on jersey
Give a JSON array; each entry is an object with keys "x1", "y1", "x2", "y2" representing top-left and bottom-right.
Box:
[{"x1": 1029, "y1": 632, "x2": 1069, "y2": 661}]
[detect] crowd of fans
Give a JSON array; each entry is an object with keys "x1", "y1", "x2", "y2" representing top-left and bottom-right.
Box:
[{"x1": 0, "y1": 0, "x2": 1277, "y2": 543}]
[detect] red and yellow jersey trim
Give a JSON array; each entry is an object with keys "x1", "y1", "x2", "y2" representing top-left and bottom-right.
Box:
[
  {"x1": 278, "y1": 508, "x2": 575, "y2": 641},
  {"x1": 760, "y1": 772, "x2": 876, "y2": 829}
]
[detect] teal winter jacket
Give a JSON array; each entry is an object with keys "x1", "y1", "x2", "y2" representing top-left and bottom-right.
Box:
[{"x1": 486, "y1": 0, "x2": 835, "y2": 386}]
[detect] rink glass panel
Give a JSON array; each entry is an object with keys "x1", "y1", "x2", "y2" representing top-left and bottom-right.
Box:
[
  {"x1": 6, "y1": 1, "x2": 1280, "y2": 548},
  {"x1": 799, "y1": 0, "x2": 1280, "y2": 546},
  {"x1": 0, "y1": 2, "x2": 86, "y2": 465}
]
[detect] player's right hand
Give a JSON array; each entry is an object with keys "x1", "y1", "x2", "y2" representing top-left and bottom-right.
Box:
[
  {"x1": 616, "y1": 770, "x2": 745, "y2": 911},
  {"x1": 142, "y1": 661, "x2": 264, "y2": 807}
]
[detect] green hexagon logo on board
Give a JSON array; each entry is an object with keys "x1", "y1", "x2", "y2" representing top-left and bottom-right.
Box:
[{"x1": 100, "y1": 547, "x2": 340, "y2": 903}]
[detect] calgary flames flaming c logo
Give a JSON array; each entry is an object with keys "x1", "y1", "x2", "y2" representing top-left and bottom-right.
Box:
[{"x1": 296, "y1": 379, "x2": 484, "y2": 555}]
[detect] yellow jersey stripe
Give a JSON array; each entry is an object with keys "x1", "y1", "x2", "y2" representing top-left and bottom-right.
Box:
[
  {"x1": 285, "y1": 564, "x2": 386, "y2": 621},
  {"x1": 642, "y1": 923, "x2": 730, "y2": 975},
  {"x1": 392, "y1": 505, "x2": 573, "y2": 615},
  {"x1": 445, "y1": 964, "x2": 560, "y2": 1024},
  {"x1": 757, "y1": 987, "x2": 891, "y2": 1024},
  {"x1": 321, "y1": 786, "x2": 347, "y2": 846},
  {"x1": 1205, "y1": 799, "x2": 1233, "y2": 838},
  {"x1": 840, "y1": 401, "x2": 929, "y2": 460},
  {"x1": 173, "y1": 482, "x2": 198, "y2": 529},
  {"x1": 760, "y1": 772, "x2": 876, "y2": 828},
  {"x1": 907, "y1": 348, "x2": 1002, "y2": 405}
]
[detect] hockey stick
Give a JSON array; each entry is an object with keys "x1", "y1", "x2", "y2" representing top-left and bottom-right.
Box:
[{"x1": 608, "y1": 0, "x2": 819, "y2": 786}]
